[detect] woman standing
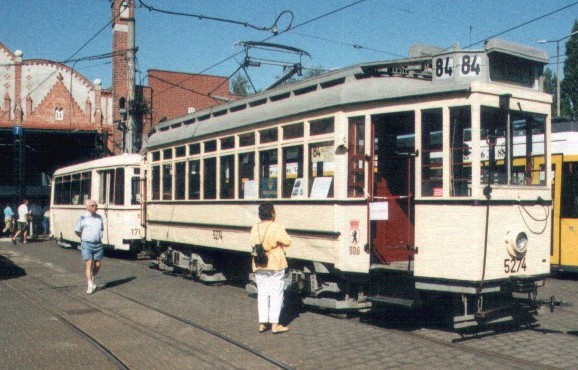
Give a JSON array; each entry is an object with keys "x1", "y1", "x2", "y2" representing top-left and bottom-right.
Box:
[{"x1": 250, "y1": 202, "x2": 291, "y2": 334}]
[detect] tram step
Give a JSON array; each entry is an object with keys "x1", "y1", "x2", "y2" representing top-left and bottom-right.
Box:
[{"x1": 367, "y1": 296, "x2": 416, "y2": 308}]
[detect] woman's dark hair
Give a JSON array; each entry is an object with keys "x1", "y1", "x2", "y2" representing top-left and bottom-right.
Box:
[{"x1": 258, "y1": 201, "x2": 275, "y2": 221}]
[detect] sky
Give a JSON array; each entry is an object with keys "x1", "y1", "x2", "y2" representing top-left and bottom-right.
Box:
[{"x1": 1, "y1": 0, "x2": 577, "y2": 92}]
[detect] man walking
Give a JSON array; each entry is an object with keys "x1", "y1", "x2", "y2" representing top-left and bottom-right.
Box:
[
  {"x1": 12, "y1": 199, "x2": 29, "y2": 244},
  {"x1": 74, "y1": 199, "x2": 104, "y2": 294}
]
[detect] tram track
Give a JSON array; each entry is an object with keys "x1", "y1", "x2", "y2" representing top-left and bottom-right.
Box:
[
  {"x1": 6, "y1": 276, "x2": 293, "y2": 370},
  {"x1": 400, "y1": 329, "x2": 558, "y2": 370},
  {"x1": 3, "y1": 280, "x2": 130, "y2": 370}
]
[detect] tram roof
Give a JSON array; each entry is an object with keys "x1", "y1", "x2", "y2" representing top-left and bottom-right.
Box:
[
  {"x1": 144, "y1": 38, "x2": 547, "y2": 151},
  {"x1": 53, "y1": 153, "x2": 141, "y2": 176}
]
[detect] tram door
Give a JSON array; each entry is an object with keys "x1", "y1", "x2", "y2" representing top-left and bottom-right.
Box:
[
  {"x1": 554, "y1": 158, "x2": 578, "y2": 270},
  {"x1": 370, "y1": 113, "x2": 415, "y2": 264}
]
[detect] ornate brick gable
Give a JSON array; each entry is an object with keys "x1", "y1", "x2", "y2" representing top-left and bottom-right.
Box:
[{"x1": 28, "y1": 73, "x2": 90, "y2": 127}]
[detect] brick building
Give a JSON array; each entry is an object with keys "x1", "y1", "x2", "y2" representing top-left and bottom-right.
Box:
[
  {"x1": 0, "y1": 43, "x2": 114, "y2": 204},
  {"x1": 147, "y1": 69, "x2": 238, "y2": 124}
]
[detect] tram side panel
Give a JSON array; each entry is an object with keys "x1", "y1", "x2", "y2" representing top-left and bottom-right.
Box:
[{"x1": 146, "y1": 203, "x2": 370, "y2": 274}]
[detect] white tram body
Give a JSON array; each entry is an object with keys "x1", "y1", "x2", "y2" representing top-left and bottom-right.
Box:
[
  {"x1": 141, "y1": 39, "x2": 552, "y2": 328},
  {"x1": 51, "y1": 154, "x2": 144, "y2": 252}
]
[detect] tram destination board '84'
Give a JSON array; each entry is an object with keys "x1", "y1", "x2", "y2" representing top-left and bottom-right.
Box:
[
  {"x1": 432, "y1": 39, "x2": 547, "y2": 88},
  {"x1": 433, "y1": 51, "x2": 488, "y2": 83}
]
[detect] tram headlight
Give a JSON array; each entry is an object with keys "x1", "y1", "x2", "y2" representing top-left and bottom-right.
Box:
[{"x1": 505, "y1": 230, "x2": 528, "y2": 259}]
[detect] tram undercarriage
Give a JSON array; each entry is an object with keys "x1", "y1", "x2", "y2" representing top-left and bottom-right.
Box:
[{"x1": 155, "y1": 244, "x2": 542, "y2": 330}]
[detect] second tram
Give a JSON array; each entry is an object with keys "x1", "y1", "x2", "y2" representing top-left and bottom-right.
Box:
[{"x1": 51, "y1": 154, "x2": 144, "y2": 252}]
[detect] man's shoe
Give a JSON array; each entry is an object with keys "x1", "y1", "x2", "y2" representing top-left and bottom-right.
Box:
[
  {"x1": 11, "y1": 238, "x2": 16, "y2": 245},
  {"x1": 86, "y1": 284, "x2": 95, "y2": 294}
]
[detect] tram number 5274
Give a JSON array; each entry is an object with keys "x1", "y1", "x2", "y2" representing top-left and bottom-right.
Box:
[{"x1": 504, "y1": 258, "x2": 527, "y2": 273}]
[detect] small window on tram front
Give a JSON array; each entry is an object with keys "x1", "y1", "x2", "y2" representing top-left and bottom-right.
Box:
[
  {"x1": 450, "y1": 106, "x2": 472, "y2": 197},
  {"x1": 480, "y1": 107, "x2": 545, "y2": 186}
]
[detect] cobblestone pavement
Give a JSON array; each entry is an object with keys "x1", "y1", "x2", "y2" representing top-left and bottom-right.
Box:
[{"x1": 1, "y1": 238, "x2": 577, "y2": 369}]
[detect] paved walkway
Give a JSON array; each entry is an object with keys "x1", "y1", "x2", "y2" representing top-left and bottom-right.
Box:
[{"x1": 1, "y1": 238, "x2": 578, "y2": 369}]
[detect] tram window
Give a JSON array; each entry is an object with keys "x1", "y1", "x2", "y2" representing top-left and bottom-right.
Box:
[
  {"x1": 220, "y1": 155, "x2": 235, "y2": 199},
  {"x1": 283, "y1": 123, "x2": 304, "y2": 140},
  {"x1": 480, "y1": 107, "x2": 545, "y2": 186},
  {"x1": 80, "y1": 171, "x2": 91, "y2": 204},
  {"x1": 450, "y1": 107, "x2": 472, "y2": 196},
  {"x1": 175, "y1": 161, "x2": 186, "y2": 200},
  {"x1": 61, "y1": 175, "x2": 72, "y2": 205},
  {"x1": 282, "y1": 145, "x2": 303, "y2": 198},
  {"x1": 114, "y1": 168, "x2": 124, "y2": 205},
  {"x1": 162, "y1": 163, "x2": 172, "y2": 200},
  {"x1": 260, "y1": 128, "x2": 278, "y2": 144},
  {"x1": 309, "y1": 141, "x2": 334, "y2": 198},
  {"x1": 561, "y1": 162, "x2": 578, "y2": 218},
  {"x1": 510, "y1": 112, "x2": 545, "y2": 186},
  {"x1": 239, "y1": 133, "x2": 255, "y2": 147},
  {"x1": 54, "y1": 177, "x2": 63, "y2": 205},
  {"x1": 175, "y1": 146, "x2": 186, "y2": 158},
  {"x1": 259, "y1": 149, "x2": 278, "y2": 198},
  {"x1": 163, "y1": 149, "x2": 172, "y2": 160},
  {"x1": 131, "y1": 176, "x2": 140, "y2": 204},
  {"x1": 421, "y1": 109, "x2": 443, "y2": 196},
  {"x1": 204, "y1": 140, "x2": 217, "y2": 153},
  {"x1": 152, "y1": 151, "x2": 160, "y2": 162},
  {"x1": 151, "y1": 165, "x2": 160, "y2": 200},
  {"x1": 310, "y1": 117, "x2": 334, "y2": 136},
  {"x1": 238, "y1": 152, "x2": 255, "y2": 199},
  {"x1": 203, "y1": 157, "x2": 217, "y2": 199},
  {"x1": 347, "y1": 117, "x2": 365, "y2": 198},
  {"x1": 221, "y1": 136, "x2": 235, "y2": 150},
  {"x1": 71, "y1": 173, "x2": 81, "y2": 205},
  {"x1": 188, "y1": 160, "x2": 200, "y2": 200},
  {"x1": 189, "y1": 143, "x2": 200, "y2": 155}
]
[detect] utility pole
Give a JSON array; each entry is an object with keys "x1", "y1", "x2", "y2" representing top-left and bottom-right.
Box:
[{"x1": 538, "y1": 30, "x2": 578, "y2": 117}]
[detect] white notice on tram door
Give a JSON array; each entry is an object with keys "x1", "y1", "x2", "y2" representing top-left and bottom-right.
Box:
[
  {"x1": 369, "y1": 201, "x2": 388, "y2": 220},
  {"x1": 310, "y1": 177, "x2": 332, "y2": 198}
]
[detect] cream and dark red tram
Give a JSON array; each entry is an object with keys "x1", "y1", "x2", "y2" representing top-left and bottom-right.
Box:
[{"x1": 143, "y1": 39, "x2": 552, "y2": 329}]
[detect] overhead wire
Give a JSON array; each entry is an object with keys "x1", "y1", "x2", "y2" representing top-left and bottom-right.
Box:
[
  {"x1": 138, "y1": 0, "x2": 294, "y2": 33},
  {"x1": 149, "y1": 0, "x2": 369, "y2": 101},
  {"x1": 461, "y1": 1, "x2": 578, "y2": 49}
]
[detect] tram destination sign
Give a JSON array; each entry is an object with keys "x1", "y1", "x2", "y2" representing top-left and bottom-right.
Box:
[{"x1": 433, "y1": 51, "x2": 488, "y2": 84}]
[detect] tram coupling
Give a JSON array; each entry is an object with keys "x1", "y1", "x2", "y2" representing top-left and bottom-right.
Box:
[{"x1": 538, "y1": 296, "x2": 573, "y2": 313}]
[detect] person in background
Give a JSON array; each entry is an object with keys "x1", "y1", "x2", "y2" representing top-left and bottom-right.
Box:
[
  {"x1": 2, "y1": 204, "x2": 13, "y2": 235},
  {"x1": 42, "y1": 205, "x2": 50, "y2": 237},
  {"x1": 250, "y1": 201, "x2": 292, "y2": 334},
  {"x1": 12, "y1": 199, "x2": 29, "y2": 244},
  {"x1": 29, "y1": 202, "x2": 43, "y2": 238},
  {"x1": 75, "y1": 199, "x2": 104, "y2": 294}
]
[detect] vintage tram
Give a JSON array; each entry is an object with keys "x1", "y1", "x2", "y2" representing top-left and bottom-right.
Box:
[
  {"x1": 50, "y1": 154, "x2": 144, "y2": 252},
  {"x1": 139, "y1": 38, "x2": 553, "y2": 329}
]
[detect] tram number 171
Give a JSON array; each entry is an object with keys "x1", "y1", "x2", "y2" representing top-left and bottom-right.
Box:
[{"x1": 504, "y1": 258, "x2": 526, "y2": 273}]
